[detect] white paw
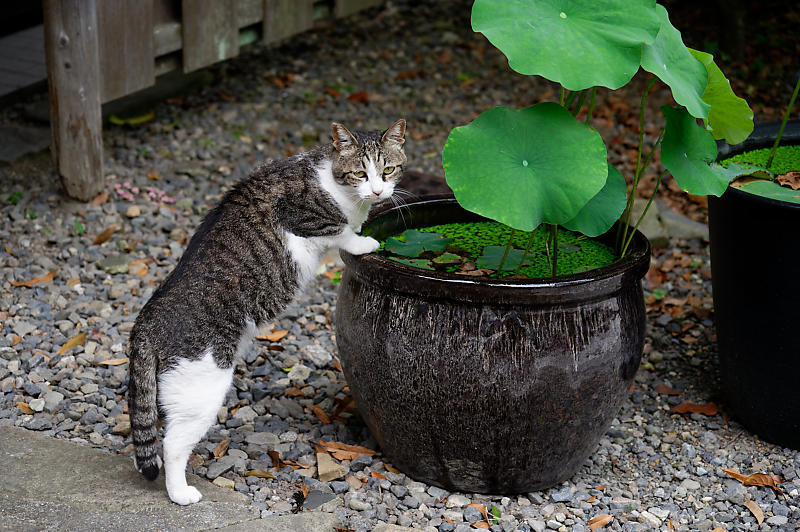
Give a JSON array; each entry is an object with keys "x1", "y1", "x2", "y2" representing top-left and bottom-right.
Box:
[
  {"x1": 168, "y1": 484, "x2": 203, "y2": 505},
  {"x1": 345, "y1": 236, "x2": 380, "y2": 255}
]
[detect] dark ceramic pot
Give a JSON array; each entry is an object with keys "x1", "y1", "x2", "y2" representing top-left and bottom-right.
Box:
[
  {"x1": 335, "y1": 196, "x2": 651, "y2": 493},
  {"x1": 710, "y1": 121, "x2": 800, "y2": 449}
]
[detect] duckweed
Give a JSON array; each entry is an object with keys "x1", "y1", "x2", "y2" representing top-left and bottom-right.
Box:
[
  {"x1": 723, "y1": 144, "x2": 800, "y2": 175},
  {"x1": 379, "y1": 221, "x2": 617, "y2": 278}
]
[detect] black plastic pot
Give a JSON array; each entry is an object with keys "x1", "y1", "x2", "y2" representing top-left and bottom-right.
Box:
[
  {"x1": 335, "y1": 196, "x2": 650, "y2": 493},
  {"x1": 710, "y1": 120, "x2": 800, "y2": 449}
]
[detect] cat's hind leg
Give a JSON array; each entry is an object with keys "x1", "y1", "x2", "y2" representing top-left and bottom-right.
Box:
[{"x1": 158, "y1": 350, "x2": 232, "y2": 505}]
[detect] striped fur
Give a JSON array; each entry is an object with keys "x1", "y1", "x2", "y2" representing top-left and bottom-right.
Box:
[{"x1": 127, "y1": 120, "x2": 405, "y2": 504}]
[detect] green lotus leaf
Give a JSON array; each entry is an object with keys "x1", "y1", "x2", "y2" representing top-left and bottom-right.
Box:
[
  {"x1": 476, "y1": 245, "x2": 531, "y2": 271},
  {"x1": 689, "y1": 49, "x2": 754, "y2": 145},
  {"x1": 661, "y1": 105, "x2": 728, "y2": 196},
  {"x1": 388, "y1": 257, "x2": 435, "y2": 270},
  {"x1": 443, "y1": 103, "x2": 608, "y2": 231},
  {"x1": 562, "y1": 163, "x2": 627, "y2": 237},
  {"x1": 471, "y1": 0, "x2": 661, "y2": 90},
  {"x1": 710, "y1": 162, "x2": 773, "y2": 183},
  {"x1": 384, "y1": 230, "x2": 453, "y2": 257},
  {"x1": 641, "y1": 5, "x2": 709, "y2": 119},
  {"x1": 738, "y1": 180, "x2": 800, "y2": 204}
]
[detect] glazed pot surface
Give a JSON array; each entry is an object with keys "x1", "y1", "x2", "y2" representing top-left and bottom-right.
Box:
[
  {"x1": 335, "y1": 197, "x2": 650, "y2": 492},
  {"x1": 711, "y1": 121, "x2": 800, "y2": 449}
]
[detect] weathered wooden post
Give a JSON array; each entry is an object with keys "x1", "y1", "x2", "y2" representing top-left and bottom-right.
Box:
[{"x1": 43, "y1": 0, "x2": 104, "y2": 201}]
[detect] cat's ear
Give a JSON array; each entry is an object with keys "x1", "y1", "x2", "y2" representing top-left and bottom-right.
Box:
[
  {"x1": 331, "y1": 123, "x2": 359, "y2": 152},
  {"x1": 382, "y1": 119, "x2": 406, "y2": 145}
]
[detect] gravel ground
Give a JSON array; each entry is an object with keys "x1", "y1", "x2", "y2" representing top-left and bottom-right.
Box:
[{"x1": 1, "y1": 1, "x2": 799, "y2": 530}]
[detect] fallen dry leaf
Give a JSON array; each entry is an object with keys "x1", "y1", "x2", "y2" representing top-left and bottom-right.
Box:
[
  {"x1": 654, "y1": 383, "x2": 681, "y2": 396},
  {"x1": 384, "y1": 462, "x2": 400, "y2": 474},
  {"x1": 370, "y1": 471, "x2": 386, "y2": 479},
  {"x1": 588, "y1": 514, "x2": 613, "y2": 530},
  {"x1": 10, "y1": 334, "x2": 20, "y2": 347},
  {"x1": 246, "y1": 469, "x2": 276, "y2": 479},
  {"x1": 311, "y1": 404, "x2": 331, "y2": 424},
  {"x1": 316, "y1": 440, "x2": 376, "y2": 461},
  {"x1": 93, "y1": 224, "x2": 118, "y2": 245},
  {"x1": 331, "y1": 359, "x2": 343, "y2": 372},
  {"x1": 593, "y1": 484, "x2": 606, "y2": 491},
  {"x1": 586, "y1": 496, "x2": 597, "y2": 503},
  {"x1": 58, "y1": 332, "x2": 87, "y2": 356},
  {"x1": 669, "y1": 402, "x2": 719, "y2": 416},
  {"x1": 129, "y1": 258, "x2": 149, "y2": 277},
  {"x1": 257, "y1": 329, "x2": 289, "y2": 342},
  {"x1": 284, "y1": 387, "x2": 306, "y2": 398},
  {"x1": 98, "y1": 357, "x2": 129, "y2": 366},
  {"x1": 188, "y1": 454, "x2": 204, "y2": 467},
  {"x1": 324, "y1": 86, "x2": 340, "y2": 98},
  {"x1": 395, "y1": 71, "x2": 421, "y2": 80},
  {"x1": 743, "y1": 499, "x2": 764, "y2": 524},
  {"x1": 776, "y1": 171, "x2": 800, "y2": 190},
  {"x1": 667, "y1": 519, "x2": 676, "y2": 530},
  {"x1": 472, "y1": 523, "x2": 490, "y2": 530},
  {"x1": 146, "y1": 171, "x2": 160, "y2": 181},
  {"x1": 723, "y1": 468, "x2": 784, "y2": 494},
  {"x1": 10, "y1": 270, "x2": 56, "y2": 288},
  {"x1": 17, "y1": 402, "x2": 34, "y2": 415},
  {"x1": 212, "y1": 439, "x2": 231, "y2": 459},
  {"x1": 91, "y1": 191, "x2": 109, "y2": 206},
  {"x1": 347, "y1": 90, "x2": 370, "y2": 104}
]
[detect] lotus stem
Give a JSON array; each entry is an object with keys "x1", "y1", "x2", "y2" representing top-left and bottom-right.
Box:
[
  {"x1": 622, "y1": 169, "x2": 665, "y2": 257},
  {"x1": 585, "y1": 87, "x2": 597, "y2": 125},
  {"x1": 497, "y1": 228, "x2": 516, "y2": 272},
  {"x1": 560, "y1": 86, "x2": 566, "y2": 106},
  {"x1": 766, "y1": 75, "x2": 800, "y2": 170},
  {"x1": 514, "y1": 231, "x2": 536, "y2": 275},
  {"x1": 571, "y1": 90, "x2": 588, "y2": 117},
  {"x1": 550, "y1": 224, "x2": 559, "y2": 277}
]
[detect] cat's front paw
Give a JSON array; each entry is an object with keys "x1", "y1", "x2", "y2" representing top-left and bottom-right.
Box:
[
  {"x1": 168, "y1": 484, "x2": 203, "y2": 505},
  {"x1": 345, "y1": 236, "x2": 380, "y2": 255}
]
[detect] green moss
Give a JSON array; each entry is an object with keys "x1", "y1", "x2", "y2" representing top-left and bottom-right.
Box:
[
  {"x1": 723, "y1": 144, "x2": 800, "y2": 175},
  {"x1": 379, "y1": 221, "x2": 617, "y2": 278}
]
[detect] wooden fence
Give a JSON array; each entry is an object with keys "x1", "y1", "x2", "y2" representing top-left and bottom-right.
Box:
[{"x1": 42, "y1": 0, "x2": 382, "y2": 201}]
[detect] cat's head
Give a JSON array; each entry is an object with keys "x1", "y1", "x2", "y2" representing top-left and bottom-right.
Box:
[{"x1": 330, "y1": 119, "x2": 406, "y2": 201}]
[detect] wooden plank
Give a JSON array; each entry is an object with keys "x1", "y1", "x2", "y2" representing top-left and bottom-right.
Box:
[
  {"x1": 154, "y1": 21, "x2": 182, "y2": 56},
  {"x1": 42, "y1": 0, "x2": 104, "y2": 201},
  {"x1": 263, "y1": 0, "x2": 313, "y2": 44},
  {"x1": 96, "y1": 0, "x2": 155, "y2": 102},
  {"x1": 237, "y1": 0, "x2": 264, "y2": 27},
  {"x1": 181, "y1": 0, "x2": 239, "y2": 72},
  {"x1": 334, "y1": 0, "x2": 381, "y2": 18}
]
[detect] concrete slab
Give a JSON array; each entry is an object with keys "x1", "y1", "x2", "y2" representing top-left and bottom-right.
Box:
[
  {"x1": 0, "y1": 425, "x2": 257, "y2": 531},
  {"x1": 0, "y1": 125, "x2": 50, "y2": 164}
]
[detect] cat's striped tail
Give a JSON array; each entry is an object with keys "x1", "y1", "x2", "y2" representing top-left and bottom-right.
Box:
[{"x1": 129, "y1": 340, "x2": 161, "y2": 481}]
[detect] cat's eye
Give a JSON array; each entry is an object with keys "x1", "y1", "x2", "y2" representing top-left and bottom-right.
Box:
[
  {"x1": 383, "y1": 166, "x2": 395, "y2": 174},
  {"x1": 353, "y1": 171, "x2": 366, "y2": 178}
]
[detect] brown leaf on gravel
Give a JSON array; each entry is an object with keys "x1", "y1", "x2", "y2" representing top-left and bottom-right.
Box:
[
  {"x1": 97, "y1": 357, "x2": 129, "y2": 366},
  {"x1": 212, "y1": 439, "x2": 230, "y2": 459},
  {"x1": 316, "y1": 440, "x2": 376, "y2": 461},
  {"x1": 10, "y1": 270, "x2": 56, "y2": 288},
  {"x1": 472, "y1": 523, "x2": 490, "y2": 530},
  {"x1": 331, "y1": 359, "x2": 343, "y2": 372},
  {"x1": 655, "y1": 383, "x2": 681, "y2": 396},
  {"x1": 324, "y1": 86, "x2": 340, "y2": 98},
  {"x1": 384, "y1": 462, "x2": 400, "y2": 474},
  {"x1": 667, "y1": 519, "x2": 676, "y2": 530},
  {"x1": 10, "y1": 334, "x2": 21, "y2": 347},
  {"x1": 723, "y1": 468, "x2": 784, "y2": 494},
  {"x1": 92, "y1": 224, "x2": 118, "y2": 245},
  {"x1": 129, "y1": 258, "x2": 149, "y2": 277},
  {"x1": 257, "y1": 329, "x2": 288, "y2": 342},
  {"x1": 395, "y1": 71, "x2": 421, "y2": 80},
  {"x1": 588, "y1": 514, "x2": 613, "y2": 530},
  {"x1": 188, "y1": 454, "x2": 204, "y2": 467},
  {"x1": 645, "y1": 264, "x2": 667, "y2": 288},
  {"x1": 776, "y1": 171, "x2": 800, "y2": 190},
  {"x1": 91, "y1": 191, "x2": 109, "y2": 206},
  {"x1": 246, "y1": 469, "x2": 276, "y2": 479},
  {"x1": 370, "y1": 471, "x2": 386, "y2": 479},
  {"x1": 17, "y1": 402, "x2": 34, "y2": 415},
  {"x1": 743, "y1": 499, "x2": 764, "y2": 524},
  {"x1": 347, "y1": 90, "x2": 370, "y2": 104},
  {"x1": 669, "y1": 402, "x2": 719, "y2": 416},
  {"x1": 284, "y1": 387, "x2": 306, "y2": 397},
  {"x1": 311, "y1": 404, "x2": 331, "y2": 424},
  {"x1": 58, "y1": 332, "x2": 86, "y2": 355}
]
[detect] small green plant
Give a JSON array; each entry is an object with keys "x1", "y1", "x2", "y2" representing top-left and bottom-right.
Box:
[
  {"x1": 73, "y1": 220, "x2": 85, "y2": 234},
  {"x1": 27, "y1": 210, "x2": 36, "y2": 220},
  {"x1": 442, "y1": 0, "x2": 754, "y2": 275},
  {"x1": 6, "y1": 191, "x2": 23, "y2": 205}
]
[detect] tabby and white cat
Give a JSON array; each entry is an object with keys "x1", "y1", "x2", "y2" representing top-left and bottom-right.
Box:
[{"x1": 128, "y1": 119, "x2": 406, "y2": 505}]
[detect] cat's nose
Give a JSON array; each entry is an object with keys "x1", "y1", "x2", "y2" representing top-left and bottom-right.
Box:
[{"x1": 371, "y1": 184, "x2": 384, "y2": 196}]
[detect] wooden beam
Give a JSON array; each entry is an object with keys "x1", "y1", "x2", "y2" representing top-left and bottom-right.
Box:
[
  {"x1": 181, "y1": 0, "x2": 239, "y2": 72},
  {"x1": 97, "y1": 0, "x2": 155, "y2": 102},
  {"x1": 43, "y1": 0, "x2": 104, "y2": 201},
  {"x1": 263, "y1": 0, "x2": 313, "y2": 44}
]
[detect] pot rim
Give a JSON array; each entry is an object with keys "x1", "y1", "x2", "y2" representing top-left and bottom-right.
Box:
[
  {"x1": 716, "y1": 120, "x2": 800, "y2": 211},
  {"x1": 340, "y1": 195, "x2": 651, "y2": 305}
]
